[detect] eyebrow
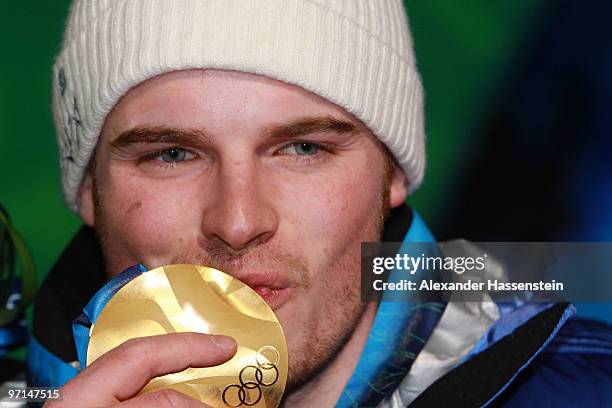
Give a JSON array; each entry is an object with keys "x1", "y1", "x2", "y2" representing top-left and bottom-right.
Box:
[
  {"x1": 265, "y1": 116, "x2": 357, "y2": 139},
  {"x1": 110, "y1": 127, "x2": 211, "y2": 149},
  {"x1": 110, "y1": 116, "x2": 358, "y2": 149}
]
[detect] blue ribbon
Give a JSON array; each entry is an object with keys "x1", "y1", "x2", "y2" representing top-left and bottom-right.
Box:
[{"x1": 72, "y1": 264, "x2": 147, "y2": 369}]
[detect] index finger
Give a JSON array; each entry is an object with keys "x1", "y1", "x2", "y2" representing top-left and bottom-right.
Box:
[{"x1": 61, "y1": 332, "x2": 236, "y2": 404}]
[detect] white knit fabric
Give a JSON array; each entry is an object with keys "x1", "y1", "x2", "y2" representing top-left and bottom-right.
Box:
[{"x1": 52, "y1": 0, "x2": 426, "y2": 211}]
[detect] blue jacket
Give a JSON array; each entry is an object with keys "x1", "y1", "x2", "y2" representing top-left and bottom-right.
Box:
[{"x1": 27, "y1": 206, "x2": 612, "y2": 406}]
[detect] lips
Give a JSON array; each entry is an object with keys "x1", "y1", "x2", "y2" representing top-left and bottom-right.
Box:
[{"x1": 236, "y1": 272, "x2": 294, "y2": 310}]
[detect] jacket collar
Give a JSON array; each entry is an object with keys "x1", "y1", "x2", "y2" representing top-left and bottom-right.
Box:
[
  {"x1": 32, "y1": 226, "x2": 105, "y2": 363},
  {"x1": 338, "y1": 209, "x2": 446, "y2": 407},
  {"x1": 411, "y1": 302, "x2": 574, "y2": 407}
]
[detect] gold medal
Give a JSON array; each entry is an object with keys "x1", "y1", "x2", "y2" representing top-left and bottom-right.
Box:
[{"x1": 87, "y1": 264, "x2": 288, "y2": 407}]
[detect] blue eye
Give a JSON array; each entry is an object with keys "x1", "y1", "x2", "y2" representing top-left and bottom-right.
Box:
[
  {"x1": 159, "y1": 148, "x2": 191, "y2": 162},
  {"x1": 290, "y1": 142, "x2": 320, "y2": 156}
]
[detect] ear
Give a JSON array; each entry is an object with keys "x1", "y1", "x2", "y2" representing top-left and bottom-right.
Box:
[
  {"x1": 78, "y1": 171, "x2": 96, "y2": 227},
  {"x1": 389, "y1": 164, "x2": 408, "y2": 208}
]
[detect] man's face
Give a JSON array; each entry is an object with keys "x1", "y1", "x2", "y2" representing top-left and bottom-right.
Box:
[{"x1": 78, "y1": 70, "x2": 407, "y2": 386}]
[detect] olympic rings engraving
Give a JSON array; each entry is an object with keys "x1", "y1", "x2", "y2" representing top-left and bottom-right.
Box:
[
  {"x1": 256, "y1": 345, "x2": 280, "y2": 366},
  {"x1": 222, "y1": 346, "x2": 281, "y2": 407}
]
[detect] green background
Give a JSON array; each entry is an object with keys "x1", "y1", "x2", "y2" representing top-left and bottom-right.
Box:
[{"x1": 0, "y1": 0, "x2": 541, "y2": 286}]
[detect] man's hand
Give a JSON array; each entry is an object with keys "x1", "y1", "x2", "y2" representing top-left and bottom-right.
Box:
[{"x1": 44, "y1": 332, "x2": 237, "y2": 407}]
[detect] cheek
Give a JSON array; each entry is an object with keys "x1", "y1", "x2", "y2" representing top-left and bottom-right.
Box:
[
  {"x1": 99, "y1": 169, "x2": 205, "y2": 266},
  {"x1": 273, "y1": 159, "x2": 385, "y2": 269}
]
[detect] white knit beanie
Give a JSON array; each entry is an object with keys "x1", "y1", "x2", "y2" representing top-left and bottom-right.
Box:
[{"x1": 52, "y1": 0, "x2": 426, "y2": 211}]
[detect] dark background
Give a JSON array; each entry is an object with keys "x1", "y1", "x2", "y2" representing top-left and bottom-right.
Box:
[{"x1": 1, "y1": 0, "x2": 610, "y2": 340}]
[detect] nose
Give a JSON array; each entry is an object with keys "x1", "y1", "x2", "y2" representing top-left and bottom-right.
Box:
[{"x1": 200, "y1": 160, "x2": 278, "y2": 252}]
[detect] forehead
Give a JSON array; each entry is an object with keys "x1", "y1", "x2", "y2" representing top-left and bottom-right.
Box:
[{"x1": 104, "y1": 69, "x2": 363, "y2": 134}]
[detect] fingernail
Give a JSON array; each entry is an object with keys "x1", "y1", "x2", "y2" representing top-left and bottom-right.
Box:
[{"x1": 209, "y1": 335, "x2": 236, "y2": 350}]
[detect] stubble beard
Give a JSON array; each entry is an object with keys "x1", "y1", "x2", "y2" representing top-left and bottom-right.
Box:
[
  {"x1": 91, "y1": 155, "x2": 395, "y2": 391},
  {"x1": 283, "y1": 163, "x2": 392, "y2": 391}
]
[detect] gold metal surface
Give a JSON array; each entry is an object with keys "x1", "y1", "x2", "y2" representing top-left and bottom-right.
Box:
[{"x1": 87, "y1": 264, "x2": 288, "y2": 407}]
